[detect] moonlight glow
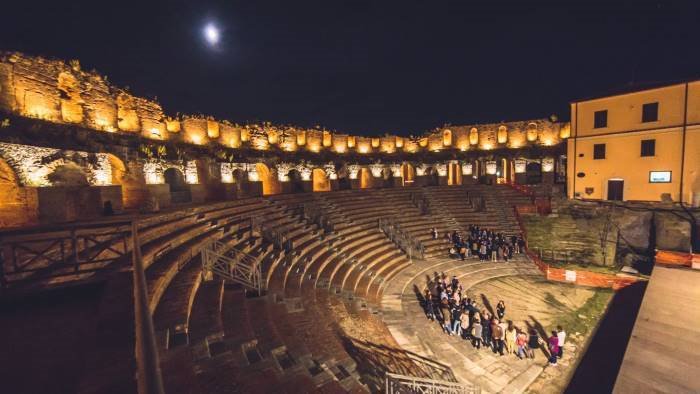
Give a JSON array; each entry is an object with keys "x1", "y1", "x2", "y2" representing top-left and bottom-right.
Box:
[{"x1": 203, "y1": 23, "x2": 220, "y2": 45}]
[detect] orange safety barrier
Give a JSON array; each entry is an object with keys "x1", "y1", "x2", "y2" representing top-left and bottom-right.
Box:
[{"x1": 655, "y1": 250, "x2": 697, "y2": 267}]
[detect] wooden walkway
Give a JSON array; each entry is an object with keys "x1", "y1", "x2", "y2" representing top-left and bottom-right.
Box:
[{"x1": 613, "y1": 266, "x2": 700, "y2": 394}]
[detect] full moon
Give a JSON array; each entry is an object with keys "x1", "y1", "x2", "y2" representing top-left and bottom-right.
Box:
[{"x1": 203, "y1": 23, "x2": 220, "y2": 45}]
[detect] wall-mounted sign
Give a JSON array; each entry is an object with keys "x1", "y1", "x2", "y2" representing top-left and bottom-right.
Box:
[
  {"x1": 565, "y1": 270, "x2": 577, "y2": 282},
  {"x1": 649, "y1": 171, "x2": 671, "y2": 183}
]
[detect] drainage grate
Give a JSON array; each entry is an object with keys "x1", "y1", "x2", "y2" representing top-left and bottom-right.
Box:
[
  {"x1": 334, "y1": 365, "x2": 351, "y2": 380},
  {"x1": 308, "y1": 360, "x2": 324, "y2": 376},
  {"x1": 274, "y1": 350, "x2": 296, "y2": 370},
  {"x1": 242, "y1": 342, "x2": 262, "y2": 365},
  {"x1": 170, "y1": 324, "x2": 189, "y2": 348},
  {"x1": 208, "y1": 340, "x2": 227, "y2": 357}
]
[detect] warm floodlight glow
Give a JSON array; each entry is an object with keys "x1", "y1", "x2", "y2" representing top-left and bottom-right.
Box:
[{"x1": 204, "y1": 23, "x2": 220, "y2": 45}]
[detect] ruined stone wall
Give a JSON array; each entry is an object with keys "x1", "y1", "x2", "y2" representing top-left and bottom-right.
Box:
[{"x1": 0, "y1": 51, "x2": 569, "y2": 157}]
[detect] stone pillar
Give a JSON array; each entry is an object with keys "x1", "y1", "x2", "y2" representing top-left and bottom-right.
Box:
[
  {"x1": 542, "y1": 157, "x2": 555, "y2": 184},
  {"x1": 350, "y1": 179, "x2": 361, "y2": 189},
  {"x1": 329, "y1": 179, "x2": 340, "y2": 191}
]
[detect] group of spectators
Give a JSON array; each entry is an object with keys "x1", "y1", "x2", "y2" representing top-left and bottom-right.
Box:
[
  {"x1": 431, "y1": 225, "x2": 526, "y2": 262},
  {"x1": 422, "y1": 273, "x2": 566, "y2": 366}
]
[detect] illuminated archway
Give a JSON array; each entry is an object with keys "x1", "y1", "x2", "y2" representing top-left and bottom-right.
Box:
[
  {"x1": 105, "y1": 154, "x2": 141, "y2": 209},
  {"x1": 255, "y1": 163, "x2": 280, "y2": 195},
  {"x1": 0, "y1": 158, "x2": 37, "y2": 226},
  {"x1": 442, "y1": 129, "x2": 452, "y2": 147},
  {"x1": 360, "y1": 168, "x2": 372, "y2": 189},
  {"x1": 312, "y1": 168, "x2": 331, "y2": 192}
]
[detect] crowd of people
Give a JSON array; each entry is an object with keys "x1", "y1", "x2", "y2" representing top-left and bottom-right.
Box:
[
  {"x1": 422, "y1": 272, "x2": 566, "y2": 366},
  {"x1": 431, "y1": 225, "x2": 526, "y2": 262}
]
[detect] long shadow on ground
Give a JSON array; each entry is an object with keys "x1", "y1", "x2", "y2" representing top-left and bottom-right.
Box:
[{"x1": 565, "y1": 280, "x2": 648, "y2": 393}]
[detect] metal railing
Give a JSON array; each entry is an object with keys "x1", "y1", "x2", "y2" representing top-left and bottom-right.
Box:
[
  {"x1": 201, "y1": 239, "x2": 263, "y2": 294},
  {"x1": 385, "y1": 373, "x2": 479, "y2": 394},
  {"x1": 378, "y1": 217, "x2": 425, "y2": 260}
]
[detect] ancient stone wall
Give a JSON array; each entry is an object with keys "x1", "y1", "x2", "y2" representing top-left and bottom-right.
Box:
[{"x1": 0, "y1": 51, "x2": 569, "y2": 157}]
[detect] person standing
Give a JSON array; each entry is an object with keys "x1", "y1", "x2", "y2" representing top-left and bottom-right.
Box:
[
  {"x1": 439, "y1": 298, "x2": 451, "y2": 335},
  {"x1": 496, "y1": 300, "x2": 506, "y2": 321},
  {"x1": 471, "y1": 319, "x2": 483, "y2": 349},
  {"x1": 424, "y1": 288, "x2": 435, "y2": 321},
  {"x1": 557, "y1": 325, "x2": 567, "y2": 359},
  {"x1": 547, "y1": 331, "x2": 559, "y2": 366},
  {"x1": 505, "y1": 322, "x2": 517, "y2": 356},
  {"x1": 516, "y1": 329, "x2": 528, "y2": 359},
  {"x1": 451, "y1": 304, "x2": 462, "y2": 336},
  {"x1": 491, "y1": 318, "x2": 504, "y2": 355},
  {"x1": 460, "y1": 310, "x2": 470, "y2": 340},
  {"x1": 527, "y1": 329, "x2": 540, "y2": 359},
  {"x1": 482, "y1": 313, "x2": 492, "y2": 349}
]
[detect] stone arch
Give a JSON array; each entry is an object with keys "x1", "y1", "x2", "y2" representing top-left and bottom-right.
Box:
[
  {"x1": 164, "y1": 167, "x2": 191, "y2": 204},
  {"x1": 164, "y1": 167, "x2": 187, "y2": 189},
  {"x1": 255, "y1": 162, "x2": 280, "y2": 196},
  {"x1": 0, "y1": 157, "x2": 37, "y2": 226},
  {"x1": 287, "y1": 169, "x2": 304, "y2": 193},
  {"x1": 442, "y1": 129, "x2": 452, "y2": 146},
  {"x1": 48, "y1": 162, "x2": 89, "y2": 186},
  {"x1": 104, "y1": 154, "x2": 133, "y2": 210},
  {"x1": 497, "y1": 125, "x2": 508, "y2": 144},
  {"x1": 526, "y1": 123, "x2": 538, "y2": 142},
  {"x1": 312, "y1": 168, "x2": 331, "y2": 192},
  {"x1": 469, "y1": 127, "x2": 479, "y2": 146}
]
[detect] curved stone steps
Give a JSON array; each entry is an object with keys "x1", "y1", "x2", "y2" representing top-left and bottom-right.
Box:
[{"x1": 380, "y1": 256, "x2": 544, "y2": 393}]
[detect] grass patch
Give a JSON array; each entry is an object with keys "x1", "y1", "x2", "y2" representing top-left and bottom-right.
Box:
[{"x1": 558, "y1": 288, "x2": 613, "y2": 336}]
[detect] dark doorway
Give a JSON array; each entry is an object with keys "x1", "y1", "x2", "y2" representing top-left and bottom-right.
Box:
[
  {"x1": 607, "y1": 179, "x2": 624, "y2": 201},
  {"x1": 526, "y1": 162, "x2": 542, "y2": 184},
  {"x1": 164, "y1": 168, "x2": 191, "y2": 203}
]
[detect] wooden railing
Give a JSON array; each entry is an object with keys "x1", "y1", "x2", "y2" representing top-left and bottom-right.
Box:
[{"x1": 0, "y1": 220, "x2": 134, "y2": 289}]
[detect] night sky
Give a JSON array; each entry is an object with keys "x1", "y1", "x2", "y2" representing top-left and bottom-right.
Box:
[{"x1": 1, "y1": 1, "x2": 699, "y2": 135}]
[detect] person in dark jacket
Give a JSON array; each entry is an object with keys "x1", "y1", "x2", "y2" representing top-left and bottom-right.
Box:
[{"x1": 527, "y1": 329, "x2": 540, "y2": 359}]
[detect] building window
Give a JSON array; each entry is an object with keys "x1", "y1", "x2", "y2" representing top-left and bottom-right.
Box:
[
  {"x1": 642, "y1": 102, "x2": 659, "y2": 123},
  {"x1": 593, "y1": 144, "x2": 606, "y2": 159},
  {"x1": 594, "y1": 110, "x2": 608, "y2": 128},
  {"x1": 641, "y1": 139, "x2": 656, "y2": 157}
]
